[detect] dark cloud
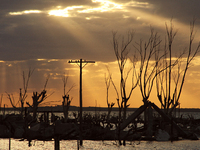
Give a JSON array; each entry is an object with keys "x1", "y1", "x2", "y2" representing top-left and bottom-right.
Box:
[
  {"x1": 0, "y1": 0, "x2": 94, "y2": 11},
  {"x1": 0, "y1": 0, "x2": 199, "y2": 62},
  {"x1": 141, "y1": 0, "x2": 200, "y2": 24},
  {"x1": 0, "y1": 0, "x2": 200, "y2": 107}
]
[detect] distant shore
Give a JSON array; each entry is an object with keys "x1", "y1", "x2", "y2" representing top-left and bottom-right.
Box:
[{"x1": 1, "y1": 105, "x2": 200, "y2": 113}]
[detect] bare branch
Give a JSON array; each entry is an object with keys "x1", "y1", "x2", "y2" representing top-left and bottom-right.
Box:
[{"x1": 44, "y1": 74, "x2": 50, "y2": 90}]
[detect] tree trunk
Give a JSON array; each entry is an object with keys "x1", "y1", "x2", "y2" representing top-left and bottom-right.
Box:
[{"x1": 33, "y1": 106, "x2": 38, "y2": 120}]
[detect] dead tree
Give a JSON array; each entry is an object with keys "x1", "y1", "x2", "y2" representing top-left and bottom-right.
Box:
[
  {"x1": 62, "y1": 73, "x2": 75, "y2": 122},
  {"x1": 105, "y1": 72, "x2": 115, "y2": 121},
  {"x1": 136, "y1": 28, "x2": 164, "y2": 103},
  {"x1": 112, "y1": 30, "x2": 139, "y2": 121},
  {"x1": 134, "y1": 28, "x2": 166, "y2": 138},
  {"x1": 62, "y1": 95, "x2": 73, "y2": 122},
  {"x1": 26, "y1": 75, "x2": 51, "y2": 120},
  {"x1": 6, "y1": 69, "x2": 34, "y2": 116},
  {"x1": 106, "y1": 65, "x2": 123, "y2": 145},
  {"x1": 156, "y1": 19, "x2": 200, "y2": 115}
]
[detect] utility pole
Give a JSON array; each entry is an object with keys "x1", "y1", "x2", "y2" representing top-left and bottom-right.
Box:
[{"x1": 68, "y1": 59, "x2": 95, "y2": 146}]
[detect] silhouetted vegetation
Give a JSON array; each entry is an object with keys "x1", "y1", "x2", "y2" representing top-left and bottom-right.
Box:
[
  {"x1": 6, "y1": 69, "x2": 34, "y2": 116},
  {"x1": 62, "y1": 72, "x2": 75, "y2": 122},
  {"x1": 26, "y1": 75, "x2": 52, "y2": 120},
  {"x1": 156, "y1": 20, "x2": 200, "y2": 115}
]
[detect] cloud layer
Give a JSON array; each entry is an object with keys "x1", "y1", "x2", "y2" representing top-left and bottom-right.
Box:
[{"x1": 0, "y1": 0, "x2": 200, "y2": 108}]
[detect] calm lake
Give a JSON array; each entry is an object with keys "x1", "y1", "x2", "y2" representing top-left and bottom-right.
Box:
[{"x1": 1, "y1": 138, "x2": 200, "y2": 150}]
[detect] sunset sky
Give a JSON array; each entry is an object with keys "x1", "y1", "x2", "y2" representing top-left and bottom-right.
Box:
[{"x1": 0, "y1": 0, "x2": 200, "y2": 108}]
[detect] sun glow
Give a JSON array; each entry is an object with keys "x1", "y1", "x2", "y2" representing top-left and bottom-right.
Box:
[
  {"x1": 124, "y1": 1, "x2": 150, "y2": 8},
  {"x1": 48, "y1": 6, "x2": 83, "y2": 17},
  {"x1": 37, "y1": 59, "x2": 46, "y2": 61},
  {"x1": 8, "y1": 1, "x2": 150, "y2": 20},
  {"x1": 48, "y1": 0, "x2": 123, "y2": 18},
  {"x1": 9, "y1": 10, "x2": 41, "y2": 15},
  {"x1": 49, "y1": 9, "x2": 69, "y2": 17},
  {"x1": 78, "y1": 0, "x2": 122, "y2": 13}
]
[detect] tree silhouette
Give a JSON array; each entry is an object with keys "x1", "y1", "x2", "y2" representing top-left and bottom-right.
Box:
[
  {"x1": 62, "y1": 72, "x2": 75, "y2": 122},
  {"x1": 104, "y1": 72, "x2": 115, "y2": 121},
  {"x1": 62, "y1": 95, "x2": 73, "y2": 122},
  {"x1": 156, "y1": 19, "x2": 200, "y2": 115},
  {"x1": 112, "y1": 30, "x2": 139, "y2": 121},
  {"x1": 6, "y1": 69, "x2": 34, "y2": 116},
  {"x1": 136, "y1": 28, "x2": 164, "y2": 103},
  {"x1": 26, "y1": 75, "x2": 52, "y2": 120}
]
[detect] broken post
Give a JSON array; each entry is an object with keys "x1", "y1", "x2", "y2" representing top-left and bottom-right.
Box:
[
  {"x1": 150, "y1": 102, "x2": 188, "y2": 138},
  {"x1": 54, "y1": 136, "x2": 60, "y2": 150},
  {"x1": 118, "y1": 102, "x2": 149, "y2": 131}
]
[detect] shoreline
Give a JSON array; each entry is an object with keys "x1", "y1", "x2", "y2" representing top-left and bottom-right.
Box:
[{"x1": 1, "y1": 106, "x2": 200, "y2": 113}]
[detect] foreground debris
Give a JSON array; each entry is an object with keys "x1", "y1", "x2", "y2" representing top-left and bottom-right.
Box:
[{"x1": 0, "y1": 102, "x2": 199, "y2": 144}]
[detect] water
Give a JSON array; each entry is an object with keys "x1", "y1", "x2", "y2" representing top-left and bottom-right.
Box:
[{"x1": 1, "y1": 139, "x2": 200, "y2": 150}]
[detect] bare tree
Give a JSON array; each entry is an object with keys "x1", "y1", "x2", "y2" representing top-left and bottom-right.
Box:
[
  {"x1": 26, "y1": 75, "x2": 52, "y2": 120},
  {"x1": 108, "y1": 69, "x2": 123, "y2": 145},
  {"x1": 6, "y1": 69, "x2": 34, "y2": 116},
  {"x1": 104, "y1": 72, "x2": 115, "y2": 121},
  {"x1": 136, "y1": 28, "x2": 164, "y2": 103},
  {"x1": 133, "y1": 28, "x2": 167, "y2": 137},
  {"x1": 62, "y1": 72, "x2": 75, "y2": 122},
  {"x1": 112, "y1": 30, "x2": 139, "y2": 121},
  {"x1": 156, "y1": 19, "x2": 200, "y2": 115}
]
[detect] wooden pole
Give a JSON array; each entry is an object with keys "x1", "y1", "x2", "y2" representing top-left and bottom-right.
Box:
[
  {"x1": 79, "y1": 59, "x2": 83, "y2": 146},
  {"x1": 54, "y1": 136, "x2": 60, "y2": 150},
  {"x1": 3, "y1": 104, "x2": 5, "y2": 116},
  {"x1": 68, "y1": 59, "x2": 95, "y2": 146},
  {"x1": 9, "y1": 138, "x2": 11, "y2": 150}
]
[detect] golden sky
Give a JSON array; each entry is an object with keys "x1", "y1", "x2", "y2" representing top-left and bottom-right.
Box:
[{"x1": 0, "y1": 0, "x2": 200, "y2": 108}]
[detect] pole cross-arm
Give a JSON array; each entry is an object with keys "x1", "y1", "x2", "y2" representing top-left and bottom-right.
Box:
[{"x1": 68, "y1": 60, "x2": 95, "y2": 67}]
